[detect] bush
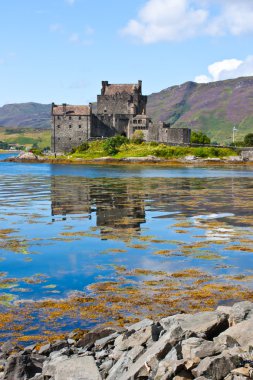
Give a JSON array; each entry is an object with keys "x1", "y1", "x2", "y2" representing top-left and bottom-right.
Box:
[
  {"x1": 103, "y1": 135, "x2": 129, "y2": 156},
  {"x1": 244, "y1": 133, "x2": 253, "y2": 147},
  {"x1": 71, "y1": 142, "x2": 89, "y2": 154},
  {"x1": 30, "y1": 148, "x2": 43, "y2": 156},
  {"x1": 131, "y1": 130, "x2": 144, "y2": 144},
  {"x1": 191, "y1": 131, "x2": 211, "y2": 145}
]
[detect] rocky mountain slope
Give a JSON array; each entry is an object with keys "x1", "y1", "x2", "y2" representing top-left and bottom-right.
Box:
[
  {"x1": 0, "y1": 102, "x2": 51, "y2": 129},
  {"x1": 1, "y1": 76, "x2": 253, "y2": 143},
  {"x1": 147, "y1": 76, "x2": 253, "y2": 143}
]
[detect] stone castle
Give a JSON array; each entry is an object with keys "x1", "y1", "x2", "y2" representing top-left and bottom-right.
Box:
[{"x1": 51, "y1": 80, "x2": 191, "y2": 152}]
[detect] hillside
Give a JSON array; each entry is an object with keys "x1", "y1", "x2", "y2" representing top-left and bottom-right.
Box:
[
  {"x1": 0, "y1": 102, "x2": 51, "y2": 129},
  {"x1": 147, "y1": 76, "x2": 253, "y2": 143},
  {"x1": 1, "y1": 77, "x2": 253, "y2": 143}
]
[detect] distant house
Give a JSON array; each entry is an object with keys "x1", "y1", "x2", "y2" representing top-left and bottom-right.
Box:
[{"x1": 51, "y1": 81, "x2": 191, "y2": 153}]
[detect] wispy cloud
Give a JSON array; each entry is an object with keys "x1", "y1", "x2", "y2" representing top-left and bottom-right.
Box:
[
  {"x1": 50, "y1": 23, "x2": 63, "y2": 33},
  {"x1": 68, "y1": 27, "x2": 95, "y2": 45},
  {"x1": 122, "y1": 0, "x2": 253, "y2": 43},
  {"x1": 195, "y1": 56, "x2": 253, "y2": 83},
  {"x1": 65, "y1": 0, "x2": 76, "y2": 5}
]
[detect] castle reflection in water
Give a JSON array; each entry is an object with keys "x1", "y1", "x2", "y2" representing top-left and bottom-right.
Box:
[{"x1": 50, "y1": 175, "x2": 249, "y2": 240}]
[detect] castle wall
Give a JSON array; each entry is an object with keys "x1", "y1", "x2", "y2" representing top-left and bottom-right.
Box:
[
  {"x1": 147, "y1": 124, "x2": 191, "y2": 144},
  {"x1": 52, "y1": 114, "x2": 91, "y2": 153}
]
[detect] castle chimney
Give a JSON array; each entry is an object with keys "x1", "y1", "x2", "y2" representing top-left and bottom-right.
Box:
[
  {"x1": 89, "y1": 102, "x2": 92, "y2": 114},
  {"x1": 101, "y1": 81, "x2": 109, "y2": 95},
  {"x1": 138, "y1": 80, "x2": 142, "y2": 93},
  {"x1": 62, "y1": 103, "x2": 67, "y2": 115}
]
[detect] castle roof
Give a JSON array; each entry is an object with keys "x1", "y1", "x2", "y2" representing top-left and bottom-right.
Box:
[
  {"x1": 52, "y1": 104, "x2": 91, "y2": 116},
  {"x1": 104, "y1": 84, "x2": 138, "y2": 96}
]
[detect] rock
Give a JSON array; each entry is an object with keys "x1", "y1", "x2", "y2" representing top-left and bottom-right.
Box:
[
  {"x1": 38, "y1": 343, "x2": 51, "y2": 356},
  {"x1": 219, "y1": 317, "x2": 253, "y2": 350},
  {"x1": 67, "y1": 338, "x2": 75, "y2": 345},
  {"x1": 23, "y1": 344, "x2": 36, "y2": 354},
  {"x1": 214, "y1": 334, "x2": 240, "y2": 351},
  {"x1": 184, "y1": 155, "x2": 197, "y2": 161},
  {"x1": 231, "y1": 367, "x2": 251, "y2": 377},
  {"x1": 53, "y1": 356, "x2": 102, "y2": 380},
  {"x1": 99, "y1": 359, "x2": 113, "y2": 378},
  {"x1": 216, "y1": 306, "x2": 232, "y2": 316},
  {"x1": 154, "y1": 358, "x2": 185, "y2": 380},
  {"x1": 3, "y1": 354, "x2": 43, "y2": 380},
  {"x1": 18, "y1": 152, "x2": 38, "y2": 160},
  {"x1": 51, "y1": 340, "x2": 68, "y2": 352},
  {"x1": 192, "y1": 351, "x2": 241, "y2": 380},
  {"x1": 0, "y1": 341, "x2": 21, "y2": 356},
  {"x1": 126, "y1": 318, "x2": 154, "y2": 331},
  {"x1": 160, "y1": 311, "x2": 228, "y2": 339},
  {"x1": 107, "y1": 345, "x2": 144, "y2": 380},
  {"x1": 173, "y1": 370, "x2": 194, "y2": 379},
  {"x1": 182, "y1": 337, "x2": 220, "y2": 360},
  {"x1": 185, "y1": 357, "x2": 201, "y2": 370},
  {"x1": 118, "y1": 324, "x2": 184, "y2": 380},
  {"x1": 94, "y1": 332, "x2": 119, "y2": 350},
  {"x1": 116, "y1": 326, "x2": 152, "y2": 351},
  {"x1": 229, "y1": 301, "x2": 253, "y2": 326},
  {"x1": 76, "y1": 326, "x2": 122, "y2": 348}
]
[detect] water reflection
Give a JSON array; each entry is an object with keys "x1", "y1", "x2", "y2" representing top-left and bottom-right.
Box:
[{"x1": 1, "y1": 167, "x2": 253, "y2": 343}]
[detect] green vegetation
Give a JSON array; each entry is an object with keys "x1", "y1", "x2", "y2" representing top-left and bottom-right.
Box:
[
  {"x1": 0, "y1": 128, "x2": 51, "y2": 150},
  {"x1": 131, "y1": 130, "x2": 144, "y2": 144},
  {"x1": 244, "y1": 133, "x2": 253, "y2": 147},
  {"x1": 70, "y1": 139, "x2": 236, "y2": 160},
  {"x1": 191, "y1": 131, "x2": 211, "y2": 145},
  {"x1": 103, "y1": 135, "x2": 129, "y2": 155}
]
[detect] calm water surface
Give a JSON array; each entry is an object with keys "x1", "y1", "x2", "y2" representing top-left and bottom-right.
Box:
[{"x1": 1, "y1": 153, "x2": 253, "y2": 343}]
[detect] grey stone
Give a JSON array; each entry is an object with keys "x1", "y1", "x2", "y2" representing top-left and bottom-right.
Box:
[
  {"x1": 94, "y1": 332, "x2": 119, "y2": 350},
  {"x1": 54, "y1": 356, "x2": 102, "y2": 380},
  {"x1": 229, "y1": 301, "x2": 253, "y2": 326},
  {"x1": 107, "y1": 345, "x2": 144, "y2": 380},
  {"x1": 42, "y1": 355, "x2": 69, "y2": 377},
  {"x1": 23, "y1": 344, "x2": 36, "y2": 354},
  {"x1": 38, "y1": 343, "x2": 51, "y2": 356},
  {"x1": 173, "y1": 370, "x2": 194, "y2": 379},
  {"x1": 154, "y1": 358, "x2": 185, "y2": 380},
  {"x1": 67, "y1": 338, "x2": 76, "y2": 345},
  {"x1": 3, "y1": 353, "x2": 43, "y2": 380},
  {"x1": 99, "y1": 359, "x2": 113, "y2": 378},
  {"x1": 216, "y1": 306, "x2": 232, "y2": 316},
  {"x1": 160, "y1": 311, "x2": 228, "y2": 339},
  {"x1": 214, "y1": 334, "x2": 240, "y2": 350},
  {"x1": 126, "y1": 318, "x2": 154, "y2": 331},
  {"x1": 182, "y1": 337, "x2": 220, "y2": 360},
  {"x1": 118, "y1": 324, "x2": 184, "y2": 380},
  {"x1": 116, "y1": 326, "x2": 152, "y2": 351},
  {"x1": 192, "y1": 352, "x2": 241, "y2": 380},
  {"x1": 219, "y1": 317, "x2": 253, "y2": 350},
  {"x1": 76, "y1": 327, "x2": 122, "y2": 348}
]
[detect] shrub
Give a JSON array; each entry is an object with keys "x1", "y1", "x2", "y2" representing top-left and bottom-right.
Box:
[
  {"x1": 191, "y1": 131, "x2": 211, "y2": 145},
  {"x1": 131, "y1": 130, "x2": 144, "y2": 144},
  {"x1": 103, "y1": 135, "x2": 129, "y2": 156},
  {"x1": 244, "y1": 133, "x2": 253, "y2": 147}
]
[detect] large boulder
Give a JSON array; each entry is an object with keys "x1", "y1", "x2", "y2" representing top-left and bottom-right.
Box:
[
  {"x1": 218, "y1": 317, "x2": 253, "y2": 350},
  {"x1": 53, "y1": 356, "x2": 102, "y2": 380},
  {"x1": 228, "y1": 301, "x2": 253, "y2": 326}
]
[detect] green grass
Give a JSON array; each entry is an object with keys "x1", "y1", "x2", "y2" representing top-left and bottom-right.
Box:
[
  {"x1": 70, "y1": 140, "x2": 237, "y2": 160},
  {"x1": 0, "y1": 128, "x2": 51, "y2": 149}
]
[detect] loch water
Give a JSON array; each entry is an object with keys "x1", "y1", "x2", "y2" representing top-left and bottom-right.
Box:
[{"x1": 1, "y1": 153, "x2": 253, "y2": 343}]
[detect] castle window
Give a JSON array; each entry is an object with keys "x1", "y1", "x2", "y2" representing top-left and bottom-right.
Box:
[
  {"x1": 58, "y1": 138, "x2": 60, "y2": 140},
  {"x1": 79, "y1": 116, "x2": 82, "y2": 120},
  {"x1": 79, "y1": 125, "x2": 82, "y2": 128},
  {"x1": 57, "y1": 125, "x2": 60, "y2": 129},
  {"x1": 69, "y1": 116, "x2": 72, "y2": 120},
  {"x1": 79, "y1": 138, "x2": 82, "y2": 140},
  {"x1": 57, "y1": 116, "x2": 61, "y2": 120},
  {"x1": 69, "y1": 125, "x2": 72, "y2": 128},
  {"x1": 69, "y1": 138, "x2": 71, "y2": 140}
]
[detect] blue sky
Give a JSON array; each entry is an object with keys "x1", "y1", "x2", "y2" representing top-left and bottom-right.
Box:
[{"x1": 0, "y1": 0, "x2": 253, "y2": 106}]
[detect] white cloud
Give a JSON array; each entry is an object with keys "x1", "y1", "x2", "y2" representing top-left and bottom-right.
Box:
[
  {"x1": 195, "y1": 56, "x2": 253, "y2": 83},
  {"x1": 122, "y1": 0, "x2": 253, "y2": 43},
  {"x1": 68, "y1": 32, "x2": 93, "y2": 46},
  {"x1": 122, "y1": 0, "x2": 207, "y2": 43},
  {"x1": 50, "y1": 23, "x2": 63, "y2": 33},
  {"x1": 69, "y1": 33, "x2": 80, "y2": 44}
]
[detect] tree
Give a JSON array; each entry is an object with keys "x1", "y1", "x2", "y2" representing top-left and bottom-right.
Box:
[
  {"x1": 191, "y1": 131, "x2": 211, "y2": 145},
  {"x1": 244, "y1": 133, "x2": 253, "y2": 147}
]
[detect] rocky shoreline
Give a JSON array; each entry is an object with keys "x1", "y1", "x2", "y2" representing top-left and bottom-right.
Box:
[
  {"x1": 3, "y1": 151, "x2": 251, "y2": 166},
  {"x1": 1, "y1": 302, "x2": 253, "y2": 379}
]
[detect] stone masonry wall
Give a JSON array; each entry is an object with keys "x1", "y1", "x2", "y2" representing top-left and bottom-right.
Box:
[{"x1": 52, "y1": 115, "x2": 91, "y2": 153}]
